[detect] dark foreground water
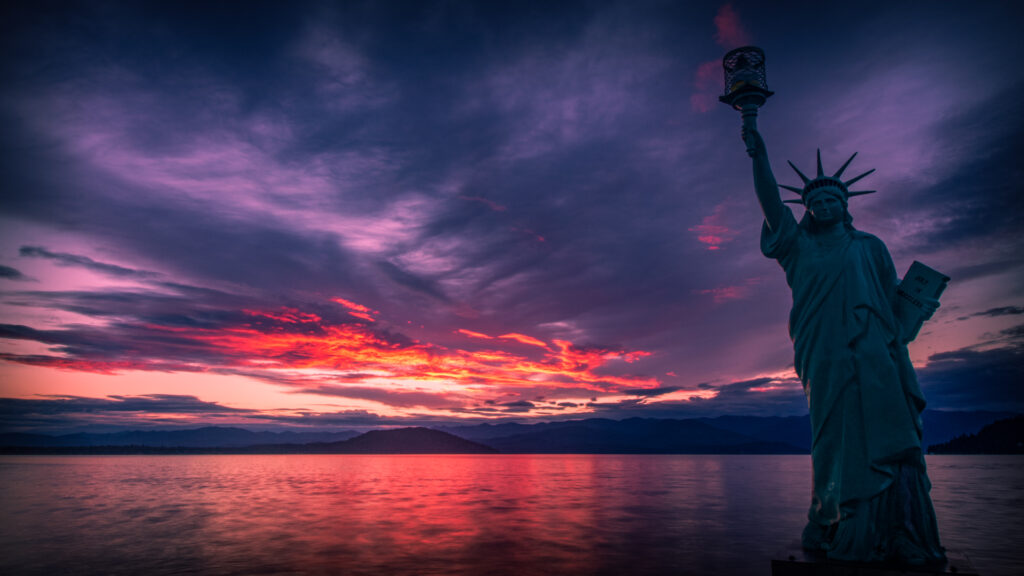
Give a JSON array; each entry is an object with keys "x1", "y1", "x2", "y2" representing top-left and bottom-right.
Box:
[{"x1": 1, "y1": 455, "x2": 1021, "y2": 575}]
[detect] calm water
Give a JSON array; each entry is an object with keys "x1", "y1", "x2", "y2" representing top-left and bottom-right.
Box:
[{"x1": 1, "y1": 455, "x2": 1021, "y2": 575}]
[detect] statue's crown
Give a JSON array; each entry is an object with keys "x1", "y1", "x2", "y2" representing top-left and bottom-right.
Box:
[{"x1": 780, "y1": 150, "x2": 876, "y2": 205}]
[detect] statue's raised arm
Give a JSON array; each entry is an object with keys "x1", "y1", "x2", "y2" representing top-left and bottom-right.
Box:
[{"x1": 743, "y1": 126, "x2": 784, "y2": 232}]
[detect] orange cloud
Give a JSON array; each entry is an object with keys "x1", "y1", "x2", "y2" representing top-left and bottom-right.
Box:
[
  {"x1": 244, "y1": 308, "x2": 322, "y2": 324},
  {"x1": 498, "y1": 333, "x2": 549, "y2": 348},
  {"x1": 332, "y1": 297, "x2": 379, "y2": 322},
  {"x1": 216, "y1": 312, "x2": 658, "y2": 396},
  {"x1": 3, "y1": 298, "x2": 661, "y2": 419}
]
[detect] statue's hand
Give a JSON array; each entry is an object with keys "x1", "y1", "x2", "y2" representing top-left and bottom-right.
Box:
[
  {"x1": 742, "y1": 125, "x2": 766, "y2": 158},
  {"x1": 920, "y1": 296, "x2": 940, "y2": 321}
]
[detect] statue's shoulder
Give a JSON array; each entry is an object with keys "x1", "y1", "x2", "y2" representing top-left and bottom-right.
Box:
[
  {"x1": 849, "y1": 229, "x2": 891, "y2": 255},
  {"x1": 850, "y1": 229, "x2": 879, "y2": 241}
]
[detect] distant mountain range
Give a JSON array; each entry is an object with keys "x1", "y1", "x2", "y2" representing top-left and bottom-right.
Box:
[
  {"x1": 0, "y1": 427, "x2": 496, "y2": 455},
  {"x1": 0, "y1": 426, "x2": 360, "y2": 448},
  {"x1": 440, "y1": 410, "x2": 1014, "y2": 454},
  {"x1": 1, "y1": 410, "x2": 1015, "y2": 454},
  {"x1": 928, "y1": 415, "x2": 1024, "y2": 454}
]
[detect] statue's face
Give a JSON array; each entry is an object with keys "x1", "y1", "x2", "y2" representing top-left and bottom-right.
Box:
[{"x1": 806, "y1": 190, "x2": 844, "y2": 226}]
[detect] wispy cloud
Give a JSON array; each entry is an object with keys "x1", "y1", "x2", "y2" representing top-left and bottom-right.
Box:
[
  {"x1": 19, "y1": 246, "x2": 157, "y2": 279},
  {"x1": 688, "y1": 201, "x2": 739, "y2": 250},
  {"x1": 0, "y1": 394, "x2": 254, "y2": 433},
  {"x1": 713, "y1": 4, "x2": 752, "y2": 49},
  {"x1": 694, "y1": 277, "x2": 761, "y2": 304}
]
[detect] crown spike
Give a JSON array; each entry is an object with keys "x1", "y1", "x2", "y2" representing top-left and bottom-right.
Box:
[
  {"x1": 779, "y1": 184, "x2": 804, "y2": 194},
  {"x1": 816, "y1": 149, "x2": 824, "y2": 178},
  {"x1": 787, "y1": 161, "x2": 811, "y2": 184},
  {"x1": 847, "y1": 190, "x2": 876, "y2": 197},
  {"x1": 843, "y1": 168, "x2": 876, "y2": 188},
  {"x1": 783, "y1": 198, "x2": 805, "y2": 204},
  {"x1": 833, "y1": 152, "x2": 858, "y2": 179}
]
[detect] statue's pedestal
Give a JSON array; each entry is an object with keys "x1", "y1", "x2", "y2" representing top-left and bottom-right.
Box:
[{"x1": 771, "y1": 544, "x2": 978, "y2": 576}]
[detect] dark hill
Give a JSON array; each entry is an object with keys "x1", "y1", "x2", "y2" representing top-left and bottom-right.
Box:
[
  {"x1": 928, "y1": 415, "x2": 1024, "y2": 454},
  {"x1": 296, "y1": 427, "x2": 498, "y2": 454}
]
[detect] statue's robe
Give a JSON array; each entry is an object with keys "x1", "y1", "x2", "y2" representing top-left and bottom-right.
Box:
[{"x1": 762, "y1": 207, "x2": 944, "y2": 563}]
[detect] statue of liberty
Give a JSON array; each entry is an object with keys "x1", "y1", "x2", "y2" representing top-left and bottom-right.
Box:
[{"x1": 743, "y1": 124, "x2": 946, "y2": 564}]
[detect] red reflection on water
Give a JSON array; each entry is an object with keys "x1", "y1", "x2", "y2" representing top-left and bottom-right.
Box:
[{"x1": 0, "y1": 454, "x2": 818, "y2": 575}]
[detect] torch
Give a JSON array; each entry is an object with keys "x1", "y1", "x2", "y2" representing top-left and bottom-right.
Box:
[{"x1": 719, "y1": 46, "x2": 774, "y2": 155}]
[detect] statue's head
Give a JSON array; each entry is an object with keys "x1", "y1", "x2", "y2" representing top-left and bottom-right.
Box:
[
  {"x1": 779, "y1": 150, "x2": 876, "y2": 217},
  {"x1": 805, "y1": 186, "x2": 846, "y2": 227}
]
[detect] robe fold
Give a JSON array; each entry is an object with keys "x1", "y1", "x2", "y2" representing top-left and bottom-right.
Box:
[{"x1": 761, "y1": 207, "x2": 944, "y2": 563}]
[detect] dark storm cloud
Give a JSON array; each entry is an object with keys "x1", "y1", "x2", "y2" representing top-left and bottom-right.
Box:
[
  {"x1": 0, "y1": 394, "x2": 255, "y2": 433},
  {"x1": 584, "y1": 376, "x2": 808, "y2": 420},
  {"x1": 483, "y1": 401, "x2": 536, "y2": 414},
  {"x1": 0, "y1": 265, "x2": 31, "y2": 281},
  {"x1": 296, "y1": 385, "x2": 458, "y2": 410},
  {"x1": 917, "y1": 343, "x2": 1024, "y2": 412},
  {"x1": 244, "y1": 409, "x2": 478, "y2": 430},
  {"x1": 624, "y1": 386, "x2": 683, "y2": 398},
  {"x1": 0, "y1": 393, "x2": 244, "y2": 419},
  {"x1": 958, "y1": 306, "x2": 1024, "y2": 321},
  {"x1": 690, "y1": 377, "x2": 807, "y2": 417},
  {"x1": 0, "y1": 395, "x2": 458, "y2": 433},
  {"x1": 376, "y1": 260, "x2": 450, "y2": 303},
  {"x1": 4, "y1": 285, "x2": 257, "y2": 329},
  {"x1": 997, "y1": 324, "x2": 1024, "y2": 341},
  {"x1": 19, "y1": 246, "x2": 158, "y2": 279},
  {"x1": 895, "y1": 83, "x2": 1024, "y2": 259},
  {"x1": 0, "y1": 324, "x2": 73, "y2": 346}
]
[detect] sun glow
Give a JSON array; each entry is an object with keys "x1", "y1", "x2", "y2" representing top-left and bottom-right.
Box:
[{"x1": 2, "y1": 299, "x2": 661, "y2": 421}]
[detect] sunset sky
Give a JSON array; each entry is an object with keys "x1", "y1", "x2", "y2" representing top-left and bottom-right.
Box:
[{"x1": 2, "y1": 1, "x2": 1021, "y2": 433}]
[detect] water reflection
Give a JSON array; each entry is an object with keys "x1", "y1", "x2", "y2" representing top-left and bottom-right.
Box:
[{"x1": 1, "y1": 455, "x2": 1019, "y2": 575}]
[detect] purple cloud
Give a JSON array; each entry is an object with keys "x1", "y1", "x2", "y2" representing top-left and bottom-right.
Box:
[{"x1": 2, "y1": 1, "x2": 1022, "y2": 432}]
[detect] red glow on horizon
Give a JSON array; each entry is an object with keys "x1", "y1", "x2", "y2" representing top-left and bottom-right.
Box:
[{"x1": 2, "y1": 301, "x2": 661, "y2": 419}]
